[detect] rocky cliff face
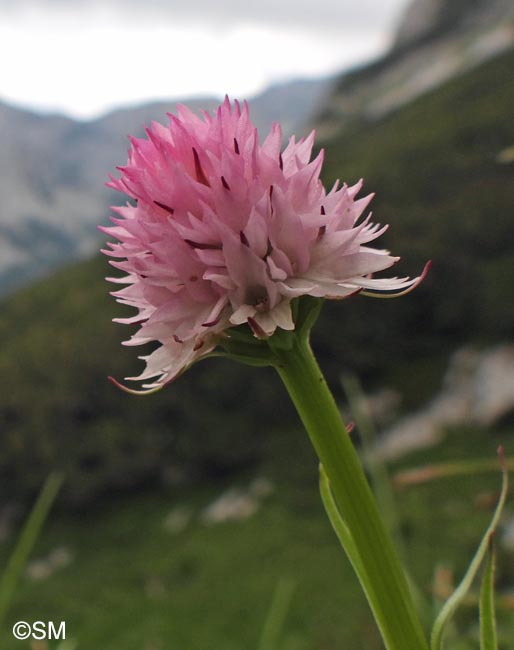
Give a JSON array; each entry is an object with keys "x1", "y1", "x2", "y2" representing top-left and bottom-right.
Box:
[
  {"x1": 392, "y1": 0, "x2": 446, "y2": 49},
  {"x1": 315, "y1": 0, "x2": 514, "y2": 140},
  {"x1": 393, "y1": 0, "x2": 514, "y2": 50}
]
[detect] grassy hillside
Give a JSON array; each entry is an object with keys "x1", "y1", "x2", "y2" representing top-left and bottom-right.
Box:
[
  {"x1": 1, "y1": 424, "x2": 513, "y2": 650},
  {"x1": 1, "y1": 47, "x2": 514, "y2": 504}
]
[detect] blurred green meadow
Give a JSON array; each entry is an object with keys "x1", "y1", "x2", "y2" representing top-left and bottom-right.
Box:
[{"x1": 1, "y1": 425, "x2": 513, "y2": 649}]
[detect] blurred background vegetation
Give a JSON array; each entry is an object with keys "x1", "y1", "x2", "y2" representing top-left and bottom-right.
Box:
[{"x1": 1, "y1": 0, "x2": 514, "y2": 647}]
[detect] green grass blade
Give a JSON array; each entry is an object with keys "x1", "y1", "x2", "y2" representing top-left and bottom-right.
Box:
[
  {"x1": 394, "y1": 458, "x2": 514, "y2": 489},
  {"x1": 321, "y1": 464, "x2": 429, "y2": 645},
  {"x1": 480, "y1": 536, "x2": 498, "y2": 650},
  {"x1": 430, "y1": 448, "x2": 508, "y2": 650},
  {"x1": 0, "y1": 472, "x2": 63, "y2": 630},
  {"x1": 257, "y1": 577, "x2": 295, "y2": 650}
]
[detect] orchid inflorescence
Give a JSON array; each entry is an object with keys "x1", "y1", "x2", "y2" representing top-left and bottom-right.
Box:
[{"x1": 102, "y1": 97, "x2": 427, "y2": 391}]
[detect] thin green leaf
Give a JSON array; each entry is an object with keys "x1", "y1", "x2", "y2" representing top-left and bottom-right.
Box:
[
  {"x1": 430, "y1": 448, "x2": 508, "y2": 650},
  {"x1": 0, "y1": 472, "x2": 63, "y2": 630},
  {"x1": 322, "y1": 464, "x2": 433, "y2": 639},
  {"x1": 257, "y1": 577, "x2": 295, "y2": 650},
  {"x1": 480, "y1": 536, "x2": 498, "y2": 650},
  {"x1": 342, "y1": 375, "x2": 402, "y2": 547},
  {"x1": 322, "y1": 459, "x2": 430, "y2": 646},
  {"x1": 319, "y1": 465, "x2": 365, "y2": 580},
  {"x1": 342, "y1": 374, "x2": 430, "y2": 625}
]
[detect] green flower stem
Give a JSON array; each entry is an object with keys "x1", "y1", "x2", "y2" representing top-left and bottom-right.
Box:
[{"x1": 273, "y1": 336, "x2": 428, "y2": 650}]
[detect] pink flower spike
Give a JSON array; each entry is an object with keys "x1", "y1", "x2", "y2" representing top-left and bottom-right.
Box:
[{"x1": 102, "y1": 98, "x2": 425, "y2": 388}]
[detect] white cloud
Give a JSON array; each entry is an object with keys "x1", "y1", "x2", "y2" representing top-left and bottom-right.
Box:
[
  {"x1": 0, "y1": 0, "x2": 411, "y2": 32},
  {"x1": 0, "y1": 1, "x2": 410, "y2": 118}
]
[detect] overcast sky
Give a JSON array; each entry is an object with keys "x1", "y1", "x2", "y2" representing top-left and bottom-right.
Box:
[{"x1": 0, "y1": 0, "x2": 412, "y2": 119}]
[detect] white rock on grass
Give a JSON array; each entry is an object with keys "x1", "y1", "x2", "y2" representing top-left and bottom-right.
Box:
[
  {"x1": 163, "y1": 506, "x2": 192, "y2": 535},
  {"x1": 375, "y1": 345, "x2": 514, "y2": 461},
  {"x1": 249, "y1": 477, "x2": 274, "y2": 499},
  {"x1": 201, "y1": 489, "x2": 259, "y2": 525},
  {"x1": 25, "y1": 546, "x2": 73, "y2": 581},
  {"x1": 501, "y1": 515, "x2": 514, "y2": 552},
  {"x1": 200, "y1": 478, "x2": 274, "y2": 525}
]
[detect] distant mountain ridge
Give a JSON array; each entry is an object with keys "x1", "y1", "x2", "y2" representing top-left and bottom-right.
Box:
[{"x1": 0, "y1": 77, "x2": 334, "y2": 296}]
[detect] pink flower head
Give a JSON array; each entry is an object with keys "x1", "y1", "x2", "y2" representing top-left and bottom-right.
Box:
[{"x1": 102, "y1": 97, "x2": 426, "y2": 390}]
